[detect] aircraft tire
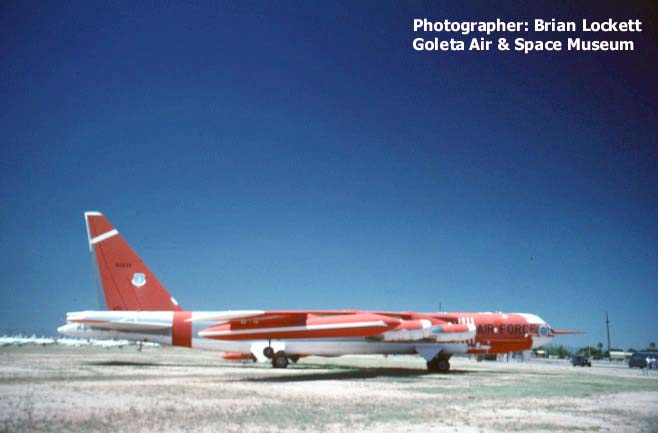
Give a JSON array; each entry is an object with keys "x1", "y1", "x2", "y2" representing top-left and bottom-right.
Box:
[
  {"x1": 437, "y1": 359, "x2": 450, "y2": 372},
  {"x1": 263, "y1": 346, "x2": 274, "y2": 359},
  {"x1": 427, "y1": 357, "x2": 451, "y2": 373},
  {"x1": 272, "y1": 351, "x2": 289, "y2": 369}
]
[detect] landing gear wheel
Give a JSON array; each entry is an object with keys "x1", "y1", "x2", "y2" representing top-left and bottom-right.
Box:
[
  {"x1": 272, "y1": 351, "x2": 289, "y2": 369},
  {"x1": 263, "y1": 346, "x2": 274, "y2": 359},
  {"x1": 427, "y1": 356, "x2": 451, "y2": 373}
]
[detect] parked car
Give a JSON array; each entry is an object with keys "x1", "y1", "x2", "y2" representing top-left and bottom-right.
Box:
[
  {"x1": 571, "y1": 355, "x2": 592, "y2": 367},
  {"x1": 628, "y1": 352, "x2": 656, "y2": 368}
]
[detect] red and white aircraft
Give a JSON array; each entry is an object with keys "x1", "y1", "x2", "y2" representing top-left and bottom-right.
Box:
[{"x1": 58, "y1": 212, "x2": 573, "y2": 372}]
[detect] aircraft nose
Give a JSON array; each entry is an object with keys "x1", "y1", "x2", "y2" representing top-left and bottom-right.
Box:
[
  {"x1": 531, "y1": 321, "x2": 554, "y2": 349},
  {"x1": 538, "y1": 322, "x2": 551, "y2": 337}
]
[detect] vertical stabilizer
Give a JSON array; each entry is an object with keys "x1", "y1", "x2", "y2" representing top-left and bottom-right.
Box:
[{"x1": 84, "y1": 211, "x2": 182, "y2": 311}]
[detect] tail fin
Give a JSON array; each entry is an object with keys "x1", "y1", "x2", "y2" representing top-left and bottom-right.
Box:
[{"x1": 84, "y1": 211, "x2": 182, "y2": 311}]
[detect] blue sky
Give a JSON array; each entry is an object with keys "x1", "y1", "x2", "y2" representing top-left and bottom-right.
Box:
[{"x1": 1, "y1": 1, "x2": 656, "y2": 350}]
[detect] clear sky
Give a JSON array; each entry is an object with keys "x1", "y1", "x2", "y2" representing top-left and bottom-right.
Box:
[{"x1": 1, "y1": 1, "x2": 656, "y2": 350}]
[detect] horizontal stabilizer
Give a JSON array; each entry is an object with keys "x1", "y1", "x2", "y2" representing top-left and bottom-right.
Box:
[
  {"x1": 70, "y1": 321, "x2": 172, "y2": 331},
  {"x1": 66, "y1": 311, "x2": 173, "y2": 331},
  {"x1": 185, "y1": 311, "x2": 266, "y2": 323}
]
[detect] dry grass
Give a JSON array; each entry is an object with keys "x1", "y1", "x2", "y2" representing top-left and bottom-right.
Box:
[{"x1": 1, "y1": 346, "x2": 657, "y2": 433}]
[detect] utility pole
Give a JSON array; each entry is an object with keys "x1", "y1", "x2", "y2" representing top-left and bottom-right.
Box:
[{"x1": 605, "y1": 311, "x2": 611, "y2": 360}]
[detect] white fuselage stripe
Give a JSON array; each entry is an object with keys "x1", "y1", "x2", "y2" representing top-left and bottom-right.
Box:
[
  {"x1": 198, "y1": 320, "x2": 388, "y2": 337},
  {"x1": 90, "y1": 229, "x2": 119, "y2": 245}
]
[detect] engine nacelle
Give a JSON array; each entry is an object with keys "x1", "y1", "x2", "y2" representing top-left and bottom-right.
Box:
[
  {"x1": 431, "y1": 323, "x2": 476, "y2": 342},
  {"x1": 379, "y1": 320, "x2": 433, "y2": 341},
  {"x1": 376, "y1": 319, "x2": 477, "y2": 343}
]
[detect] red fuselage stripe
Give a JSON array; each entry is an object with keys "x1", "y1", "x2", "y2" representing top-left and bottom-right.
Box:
[{"x1": 172, "y1": 311, "x2": 192, "y2": 348}]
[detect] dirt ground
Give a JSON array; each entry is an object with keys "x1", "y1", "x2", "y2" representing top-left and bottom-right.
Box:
[{"x1": 1, "y1": 346, "x2": 657, "y2": 433}]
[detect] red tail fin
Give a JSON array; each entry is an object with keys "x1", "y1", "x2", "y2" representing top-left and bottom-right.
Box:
[{"x1": 84, "y1": 211, "x2": 182, "y2": 311}]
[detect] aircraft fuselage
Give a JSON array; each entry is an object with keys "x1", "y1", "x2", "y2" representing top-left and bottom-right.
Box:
[{"x1": 58, "y1": 310, "x2": 553, "y2": 360}]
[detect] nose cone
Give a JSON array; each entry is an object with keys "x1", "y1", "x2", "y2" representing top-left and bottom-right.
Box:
[
  {"x1": 520, "y1": 314, "x2": 554, "y2": 347},
  {"x1": 531, "y1": 321, "x2": 555, "y2": 348}
]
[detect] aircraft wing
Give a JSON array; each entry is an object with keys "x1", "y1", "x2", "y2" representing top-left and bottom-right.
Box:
[
  {"x1": 198, "y1": 312, "x2": 402, "y2": 340},
  {"x1": 198, "y1": 310, "x2": 476, "y2": 343},
  {"x1": 192, "y1": 309, "x2": 429, "y2": 322},
  {"x1": 72, "y1": 321, "x2": 172, "y2": 331}
]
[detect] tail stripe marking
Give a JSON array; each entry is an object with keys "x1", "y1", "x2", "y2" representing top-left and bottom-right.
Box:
[
  {"x1": 172, "y1": 311, "x2": 192, "y2": 347},
  {"x1": 90, "y1": 229, "x2": 119, "y2": 245}
]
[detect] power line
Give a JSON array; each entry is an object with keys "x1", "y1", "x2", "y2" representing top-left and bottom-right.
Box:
[{"x1": 605, "y1": 311, "x2": 611, "y2": 360}]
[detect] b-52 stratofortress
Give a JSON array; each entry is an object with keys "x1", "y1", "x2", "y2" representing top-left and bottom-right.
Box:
[{"x1": 58, "y1": 212, "x2": 577, "y2": 372}]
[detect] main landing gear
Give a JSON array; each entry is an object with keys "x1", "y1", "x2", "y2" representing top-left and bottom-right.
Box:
[
  {"x1": 272, "y1": 352, "x2": 288, "y2": 368},
  {"x1": 426, "y1": 355, "x2": 451, "y2": 373},
  {"x1": 264, "y1": 346, "x2": 289, "y2": 369}
]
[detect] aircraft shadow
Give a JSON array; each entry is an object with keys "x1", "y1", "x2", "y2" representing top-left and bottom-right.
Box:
[
  {"x1": 84, "y1": 360, "x2": 166, "y2": 367},
  {"x1": 82, "y1": 361, "x2": 481, "y2": 381},
  {"x1": 242, "y1": 367, "x2": 472, "y2": 382},
  {"x1": 83, "y1": 360, "x2": 218, "y2": 368}
]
